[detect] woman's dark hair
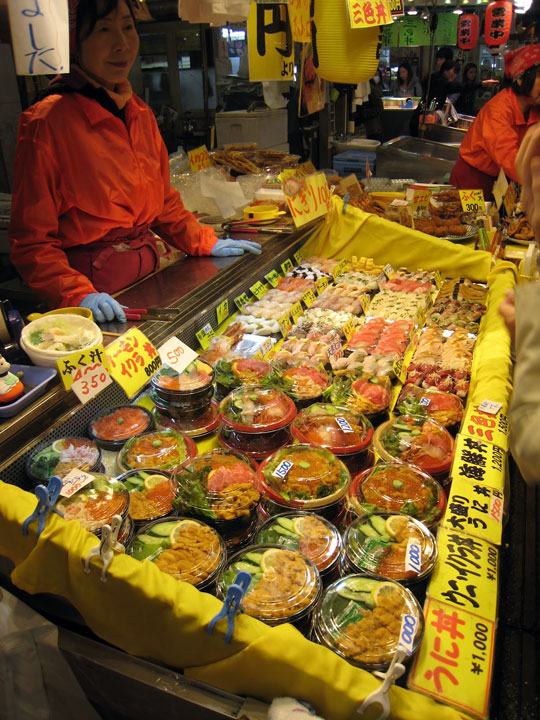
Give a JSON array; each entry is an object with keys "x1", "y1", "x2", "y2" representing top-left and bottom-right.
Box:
[
  {"x1": 76, "y1": 0, "x2": 136, "y2": 46},
  {"x1": 397, "y1": 61, "x2": 413, "y2": 87},
  {"x1": 462, "y1": 62, "x2": 478, "y2": 81},
  {"x1": 439, "y1": 59, "x2": 459, "y2": 75},
  {"x1": 512, "y1": 62, "x2": 540, "y2": 95},
  {"x1": 436, "y1": 47, "x2": 453, "y2": 62}
]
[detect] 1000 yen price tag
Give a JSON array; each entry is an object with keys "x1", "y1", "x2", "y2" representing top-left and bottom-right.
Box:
[
  {"x1": 71, "y1": 363, "x2": 112, "y2": 404},
  {"x1": 60, "y1": 469, "x2": 95, "y2": 498}
]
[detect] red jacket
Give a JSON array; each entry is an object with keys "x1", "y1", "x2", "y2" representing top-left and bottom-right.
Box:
[
  {"x1": 457, "y1": 87, "x2": 540, "y2": 183},
  {"x1": 9, "y1": 92, "x2": 217, "y2": 308}
]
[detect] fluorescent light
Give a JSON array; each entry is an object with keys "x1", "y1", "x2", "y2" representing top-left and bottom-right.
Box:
[
  {"x1": 407, "y1": 8, "x2": 418, "y2": 14},
  {"x1": 453, "y1": 7, "x2": 463, "y2": 12}
]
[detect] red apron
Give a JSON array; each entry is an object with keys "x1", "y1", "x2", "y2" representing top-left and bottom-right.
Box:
[
  {"x1": 65, "y1": 225, "x2": 165, "y2": 295},
  {"x1": 449, "y1": 156, "x2": 497, "y2": 202}
]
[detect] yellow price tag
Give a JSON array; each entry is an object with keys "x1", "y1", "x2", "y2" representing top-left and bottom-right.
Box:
[
  {"x1": 417, "y1": 305, "x2": 426, "y2": 326},
  {"x1": 105, "y1": 328, "x2": 161, "y2": 399},
  {"x1": 383, "y1": 263, "x2": 394, "y2": 279},
  {"x1": 279, "y1": 312, "x2": 292, "y2": 338},
  {"x1": 57, "y1": 344, "x2": 109, "y2": 391},
  {"x1": 316, "y1": 276, "x2": 329, "y2": 294},
  {"x1": 450, "y1": 433, "x2": 505, "y2": 493},
  {"x1": 234, "y1": 292, "x2": 251, "y2": 311},
  {"x1": 265, "y1": 269, "x2": 280, "y2": 288},
  {"x1": 377, "y1": 271, "x2": 387, "y2": 290},
  {"x1": 332, "y1": 258, "x2": 348, "y2": 279},
  {"x1": 285, "y1": 172, "x2": 333, "y2": 228},
  {"x1": 409, "y1": 598, "x2": 495, "y2": 718},
  {"x1": 250, "y1": 281, "x2": 267, "y2": 300},
  {"x1": 343, "y1": 319, "x2": 355, "y2": 341},
  {"x1": 188, "y1": 145, "x2": 212, "y2": 173},
  {"x1": 216, "y1": 299, "x2": 229, "y2": 326},
  {"x1": 195, "y1": 323, "x2": 215, "y2": 350},
  {"x1": 281, "y1": 258, "x2": 294, "y2": 276},
  {"x1": 294, "y1": 249, "x2": 304, "y2": 264},
  {"x1": 302, "y1": 289, "x2": 316, "y2": 307},
  {"x1": 461, "y1": 404, "x2": 509, "y2": 452},
  {"x1": 434, "y1": 270, "x2": 442, "y2": 289},
  {"x1": 360, "y1": 294, "x2": 371, "y2": 314},
  {"x1": 459, "y1": 189, "x2": 486, "y2": 215},
  {"x1": 410, "y1": 187, "x2": 431, "y2": 213},
  {"x1": 291, "y1": 301, "x2": 303, "y2": 324},
  {"x1": 393, "y1": 358, "x2": 406, "y2": 383}
]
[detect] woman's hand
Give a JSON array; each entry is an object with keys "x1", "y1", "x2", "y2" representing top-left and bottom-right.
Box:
[
  {"x1": 80, "y1": 293, "x2": 126, "y2": 323},
  {"x1": 498, "y1": 289, "x2": 516, "y2": 342},
  {"x1": 211, "y1": 238, "x2": 262, "y2": 257}
]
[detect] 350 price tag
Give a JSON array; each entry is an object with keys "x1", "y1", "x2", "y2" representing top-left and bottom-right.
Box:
[
  {"x1": 188, "y1": 145, "x2": 212, "y2": 173},
  {"x1": 71, "y1": 362, "x2": 112, "y2": 404},
  {"x1": 158, "y1": 337, "x2": 198, "y2": 374},
  {"x1": 459, "y1": 189, "x2": 486, "y2": 214},
  {"x1": 316, "y1": 276, "x2": 329, "y2": 294}
]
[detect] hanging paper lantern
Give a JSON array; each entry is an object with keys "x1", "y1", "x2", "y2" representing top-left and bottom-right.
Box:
[
  {"x1": 484, "y1": 0, "x2": 512, "y2": 48},
  {"x1": 311, "y1": 0, "x2": 381, "y2": 83},
  {"x1": 457, "y1": 13, "x2": 479, "y2": 50}
]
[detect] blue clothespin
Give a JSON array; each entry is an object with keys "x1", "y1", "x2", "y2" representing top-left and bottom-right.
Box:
[
  {"x1": 342, "y1": 192, "x2": 350, "y2": 215},
  {"x1": 207, "y1": 571, "x2": 251, "y2": 645},
  {"x1": 22, "y1": 476, "x2": 64, "y2": 540}
]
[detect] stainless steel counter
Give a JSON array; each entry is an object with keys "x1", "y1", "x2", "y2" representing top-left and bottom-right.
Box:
[{"x1": 376, "y1": 136, "x2": 460, "y2": 183}]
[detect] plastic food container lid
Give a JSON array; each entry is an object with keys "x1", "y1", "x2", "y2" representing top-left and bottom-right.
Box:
[
  {"x1": 116, "y1": 469, "x2": 177, "y2": 522},
  {"x1": 219, "y1": 387, "x2": 297, "y2": 433},
  {"x1": 129, "y1": 517, "x2": 226, "y2": 588},
  {"x1": 272, "y1": 362, "x2": 329, "y2": 401},
  {"x1": 151, "y1": 359, "x2": 214, "y2": 394},
  {"x1": 255, "y1": 512, "x2": 342, "y2": 573},
  {"x1": 373, "y1": 415, "x2": 454, "y2": 475},
  {"x1": 175, "y1": 451, "x2": 261, "y2": 520},
  {"x1": 325, "y1": 376, "x2": 391, "y2": 418},
  {"x1": 56, "y1": 472, "x2": 129, "y2": 533},
  {"x1": 313, "y1": 575, "x2": 424, "y2": 669},
  {"x1": 117, "y1": 429, "x2": 197, "y2": 473},
  {"x1": 151, "y1": 400, "x2": 219, "y2": 437},
  {"x1": 88, "y1": 405, "x2": 153, "y2": 448},
  {"x1": 27, "y1": 436, "x2": 102, "y2": 484},
  {"x1": 292, "y1": 403, "x2": 373, "y2": 455},
  {"x1": 343, "y1": 512, "x2": 437, "y2": 583},
  {"x1": 215, "y1": 357, "x2": 272, "y2": 390},
  {"x1": 258, "y1": 444, "x2": 351, "y2": 509},
  {"x1": 217, "y1": 544, "x2": 322, "y2": 625},
  {"x1": 396, "y1": 386, "x2": 464, "y2": 427},
  {"x1": 349, "y1": 462, "x2": 445, "y2": 528}
]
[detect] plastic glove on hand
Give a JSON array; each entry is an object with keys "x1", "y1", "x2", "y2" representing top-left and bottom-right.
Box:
[
  {"x1": 211, "y1": 238, "x2": 262, "y2": 257},
  {"x1": 80, "y1": 293, "x2": 126, "y2": 323}
]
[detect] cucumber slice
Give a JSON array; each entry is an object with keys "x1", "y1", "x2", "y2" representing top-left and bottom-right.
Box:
[
  {"x1": 360, "y1": 524, "x2": 381, "y2": 540},
  {"x1": 136, "y1": 534, "x2": 164, "y2": 546},
  {"x1": 276, "y1": 516, "x2": 295, "y2": 532},
  {"x1": 273, "y1": 526, "x2": 297, "y2": 538},
  {"x1": 344, "y1": 577, "x2": 379, "y2": 593},
  {"x1": 370, "y1": 515, "x2": 391, "y2": 541},
  {"x1": 92, "y1": 475, "x2": 110, "y2": 493},
  {"x1": 137, "y1": 471, "x2": 150, "y2": 479},
  {"x1": 234, "y1": 561, "x2": 262, "y2": 575},
  {"x1": 127, "y1": 476, "x2": 145, "y2": 487},
  {"x1": 150, "y1": 522, "x2": 182, "y2": 537},
  {"x1": 243, "y1": 551, "x2": 263, "y2": 566},
  {"x1": 337, "y1": 589, "x2": 375, "y2": 608}
]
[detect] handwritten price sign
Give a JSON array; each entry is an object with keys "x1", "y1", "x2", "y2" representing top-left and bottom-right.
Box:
[
  {"x1": 57, "y1": 345, "x2": 109, "y2": 391},
  {"x1": 411, "y1": 188, "x2": 432, "y2": 214},
  {"x1": 285, "y1": 172, "x2": 333, "y2": 228},
  {"x1": 188, "y1": 145, "x2": 212, "y2": 173},
  {"x1": 60, "y1": 469, "x2": 95, "y2": 499},
  {"x1": 158, "y1": 337, "x2": 198, "y2": 374},
  {"x1": 8, "y1": 0, "x2": 69, "y2": 76},
  {"x1": 347, "y1": 0, "x2": 393, "y2": 28},
  {"x1": 459, "y1": 189, "x2": 486, "y2": 214},
  {"x1": 70, "y1": 362, "x2": 112, "y2": 404}
]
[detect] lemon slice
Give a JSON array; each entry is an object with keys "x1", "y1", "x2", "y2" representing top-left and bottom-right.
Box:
[
  {"x1": 51, "y1": 439, "x2": 65, "y2": 453},
  {"x1": 293, "y1": 517, "x2": 306, "y2": 536},
  {"x1": 371, "y1": 581, "x2": 400, "y2": 606},
  {"x1": 385, "y1": 515, "x2": 409, "y2": 540},
  {"x1": 144, "y1": 474, "x2": 167, "y2": 491},
  {"x1": 169, "y1": 519, "x2": 200, "y2": 545},
  {"x1": 260, "y1": 548, "x2": 281, "y2": 573}
]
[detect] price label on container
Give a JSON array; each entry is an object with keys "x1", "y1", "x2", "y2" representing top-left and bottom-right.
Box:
[
  {"x1": 409, "y1": 598, "x2": 495, "y2": 719},
  {"x1": 281, "y1": 258, "x2": 294, "y2": 276},
  {"x1": 57, "y1": 344, "x2": 109, "y2": 391},
  {"x1": 216, "y1": 299, "x2": 229, "y2": 326},
  {"x1": 105, "y1": 328, "x2": 161, "y2": 398},
  {"x1": 279, "y1": 312, "x2": 292, "y2": 337},
  {"x1": 234, "y1": 292, "x2": 251, "y2": 311},
  {"x1": 253, "y1": 337, "x2": 274, "y2": 361},
  {"x1": 265, "y1": 269, "x2": 280, "y2": 287},
  {"x1": 478, "y1": 399, "x2": 503, "y2": 416},
  {"x1": 459, "y1": 189, "x2": 486, "y2": 215},
  {"x1": 59, "y1": 469, "x2": 95, "y2": 499},
  {"x1": 328, "y1": 336, "x2": 343, "y2": 368},
  {"x1": 430, "y1": 527, "x2": 499, "y2": 620},
  {"x1": 405, "y1": 538, "x2": 423, "y2": 575},
  {"x1": 250, "y1": 281, "x2": 267, "y2": 300},
  {"x1": 291, "y1": 301, "x2": 303, "y2": 324},
  {"x1": 332, "y1": 258, "x2": 348, "y2": 279},
  {"x1": 316, "y1": 276, "x2": 330, "y2": 295},
  {"x1": 302, "y1": 289, "x2": 316, "y2": 307},
  {"x1": 188, "y1": 145, "x2": 212, "y2": 173},
  {"x1": 398, "y1": 613, "x2": 418, "y2": 655},
  {"x1": 195, "y1": 323, "x2": 215, "y2": 350},
  {"x1": 285, "y1": 172, "x2": 333, "y2": 228},
  {"x1": 70, "y1": 362, "x2": 112, "y2": 404},
  {"x1": 158, "y1": 337, "x2": 198, "y2": 374}
]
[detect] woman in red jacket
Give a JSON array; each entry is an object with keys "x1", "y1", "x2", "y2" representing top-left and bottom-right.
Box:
[
  {"x1": 449, "y1": 44, "x2": 540, "y2": 200},
  {"x1": 8, "y1": 0, "x2": 260, "y2": 322}
]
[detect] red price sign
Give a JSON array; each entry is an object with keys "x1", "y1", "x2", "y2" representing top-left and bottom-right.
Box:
[
  {"x1": 285, "y1": 172, "x2": 333, "y2": 228},
  {"x1": 71, "y1": 362, "x2": 112, "y2": 404},
  {"x1": 188, "y1": 145, "x2": 212, "y2": 173},
  {"x1": 158, "y1": 337, "x2": 198, "y2": 374}
]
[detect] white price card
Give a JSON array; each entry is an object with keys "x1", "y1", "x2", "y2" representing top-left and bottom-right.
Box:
[
  {"x1": 158, "y1": 337, "x2": 198, "y2": 374},
  {"x1": 478, "y1": 399, "x2": 503, "y2": 416},
  {"x1": 405, "y1": 538, "x2": 423, "y2": 574},
  {"x1": 60, "y1": 469, "x2": 95, "y2": 498},
  {"x1": 273, "y1": 460, "x2": 293, "y2": 479},
  {"x1": 398, "y1": 613, "x2": 418, "y2": 655},
  {"x1": 71, "y1": 363, "x2": 112, "y2": 404}
]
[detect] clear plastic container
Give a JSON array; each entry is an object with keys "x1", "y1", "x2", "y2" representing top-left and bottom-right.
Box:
[
  {"x1": 219, "y1": 387, "x2": 296, "y2": 433},
  {"x1": 291, "y1": 403, "x2": 373, "y2": 455},
  {"x1": 343, "y1": 512, "x2": 437, "y2": 584},
  {"x1": 88, "y1": 405, "x2": 154, "y2": 451},
  {"x1": 349, "y1": 463, "x2": 446, "y2": 528},
  {"x1": 217, "y1": 544, "x2": 322, "y2": 629},
  {"x1": 271, "y1": 360, "x2": 329, "y2": 408},
  {"x1": 373, "y1": 415, "x2": 454, "y2": 481},
  {"x1": 395, "y1": 386, "x2": 464, "y2": 431},
  {"x1": 324, "y1": 375, "x2": 391, "y2": 425},
  {"x1": 56, "y1": 472, "x2": 129, "y2": 534},
  {"x1": 312, "y1": 575, "x2": 424, "y2": 670},
  {"x1": 151, "y1": 400, "x2": 219, "y2": 438},
  {"x1": 218, "y1": 425, "x2": 291, "y2": 461},
  {"x1": 128, "y1": 517, "x2": 226, "y2": 591},
  {"x1": 27, "y1": 436, "x2": 102, "y2": 484},
  {"x1": 255, "y1": 511, "x2": 342, "y2": 579},
  {"x1": 117, "y1": 429, "x2": 197, "y2": 473},
  {"x1": 150, "y1": 359, "x2": 215, "y2": 416},
  {"x1": 215, "y1": 357, "x2": 272, "y2": 395},
  {"x1": 258, "y1": 444, "x2": 351, "y2": 511},
  {"x1": 116, "y1": 469, "x2": 177, "y2": 524}
]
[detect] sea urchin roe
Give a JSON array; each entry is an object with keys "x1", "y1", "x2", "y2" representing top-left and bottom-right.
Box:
[
  {"x1": 129, "y1": 479, "x2": 176, "y2": 520},
  {"x1": 91, "y1": 407, "x2": 150, "y2": 441},
  {"x1": 362, "y1": 466, "x2": 432, "y2": 515},
  {"x1": 264, "y1": 446, "x2": 346, "y2": 503},
  {"x1": 154, "y1": 523, "x2": 222, "y2": 585}
]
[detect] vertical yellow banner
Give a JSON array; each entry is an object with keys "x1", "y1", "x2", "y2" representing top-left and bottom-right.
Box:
[
  {"x1": 288, "y1": 0, "x2": 311, "y2": 41},
  {"x1": 248, "y1": 2, "x2": 294, "y2": 81}
]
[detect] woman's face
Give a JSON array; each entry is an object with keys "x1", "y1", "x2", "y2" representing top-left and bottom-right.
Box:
[
  {"x1": 399, "y1": 66, "x2": 408, "y2": 82},
  {"x1": 78, "y1": 0, "x2": 139, "y2": 88},
  {"x1": 466, "y1": 66, "x2": 477, "y2": 82}
]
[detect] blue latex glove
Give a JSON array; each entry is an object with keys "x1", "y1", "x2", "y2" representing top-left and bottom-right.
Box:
[
  {"x1": 211, "y1": 238, "x2": 262, "y2": 257},
  {"x1": 79, "y1": 293, "x2": 126, "y2": 323}
]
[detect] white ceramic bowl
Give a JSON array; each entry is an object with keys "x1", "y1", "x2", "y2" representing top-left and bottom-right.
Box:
[{"x1": 20, "y1": 314, "x2": 103, "y2": 368}]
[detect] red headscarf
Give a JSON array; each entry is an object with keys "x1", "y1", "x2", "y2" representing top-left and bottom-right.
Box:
[{"x1": 504, "y1": 43, "x2": 540, "y2": 80}]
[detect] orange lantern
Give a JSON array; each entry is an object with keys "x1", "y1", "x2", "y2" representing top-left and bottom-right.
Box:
[
  {"x1": 458, "y1": 13, "x2": 479, "y2": 51},
  {"x1": 484, "y1": 0, "x2": 512, "y2": 48},
  {"x1": 311, "y1": 0, "x2": 381, "y2": 83}
]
